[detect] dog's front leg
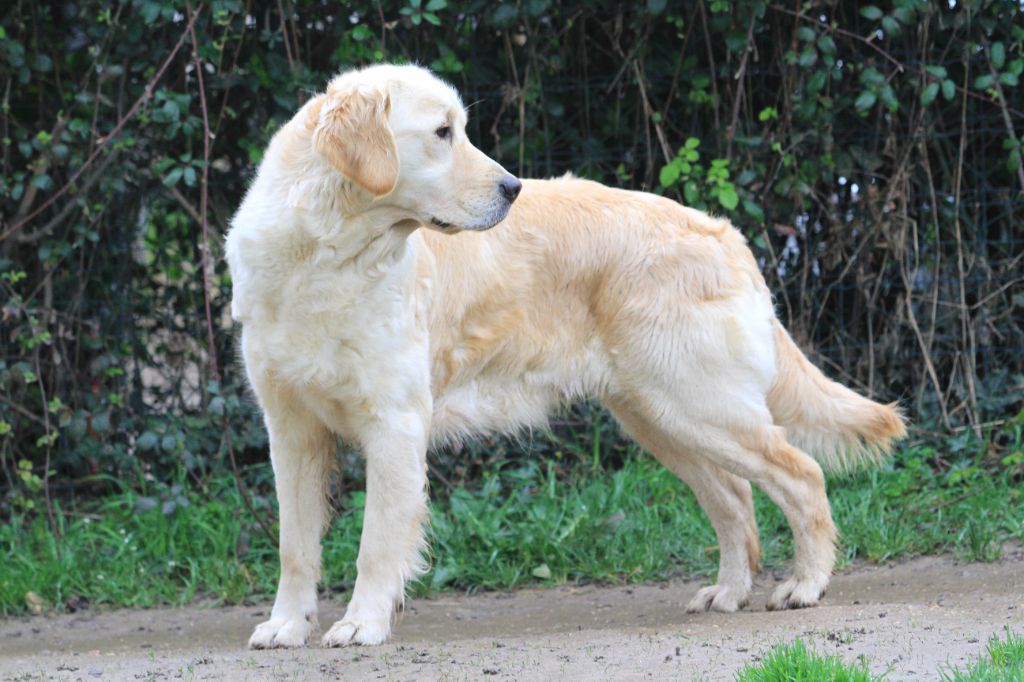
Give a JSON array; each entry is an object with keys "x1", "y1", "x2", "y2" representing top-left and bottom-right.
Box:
[
  {"x1": 323, "y1": 411, "x2": 430, "y2": 647},
  {"x1": 249, "y1": 405, "x2": 335, "y2": 649}
]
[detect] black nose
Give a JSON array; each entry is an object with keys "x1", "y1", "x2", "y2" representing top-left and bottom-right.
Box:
[{"x1": 500, "y1": 176, "x2": 522, "y2": 203}]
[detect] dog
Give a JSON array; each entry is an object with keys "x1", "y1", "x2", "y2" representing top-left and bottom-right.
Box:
[{"x1": 225, "y1": 64, "x2": 906, "y2": 649}]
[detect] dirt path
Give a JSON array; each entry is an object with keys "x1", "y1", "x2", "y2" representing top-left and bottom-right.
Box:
[{"x1": 2, "y1": 551, "x2": 1022, "y2": 681}]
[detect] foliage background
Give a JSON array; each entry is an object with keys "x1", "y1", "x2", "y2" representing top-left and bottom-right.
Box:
[{"x1": 1, "y1": 0, "x2": 1022, "y2": 520}]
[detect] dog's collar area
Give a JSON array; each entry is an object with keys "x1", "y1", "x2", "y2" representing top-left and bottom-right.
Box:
[{"x1": 430, "y1": 217, "x2": 452, "y2": 228}]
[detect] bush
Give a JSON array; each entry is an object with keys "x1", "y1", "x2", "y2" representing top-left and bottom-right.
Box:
[{"x1": 1, "y1": 1, "x2": 1022, "y2": 512}]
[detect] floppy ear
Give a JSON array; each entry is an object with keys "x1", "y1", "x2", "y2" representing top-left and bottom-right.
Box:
[{"x1": 312, "y1": 85, "x2": 399, "y2": 197}]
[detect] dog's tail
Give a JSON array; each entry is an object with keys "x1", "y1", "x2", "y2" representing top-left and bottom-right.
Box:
[{"x1": 766, "y1": 320, "x2": 906, "y2": 472}]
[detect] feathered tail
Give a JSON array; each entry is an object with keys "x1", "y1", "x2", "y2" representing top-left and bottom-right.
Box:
[{"x1": 766, "y1": 320, "x2": 906, "y2": 472}]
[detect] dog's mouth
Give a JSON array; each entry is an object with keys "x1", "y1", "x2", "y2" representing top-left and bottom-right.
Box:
[{"x1": 429, "y1": 205, "x2": 512, "y2": 233}]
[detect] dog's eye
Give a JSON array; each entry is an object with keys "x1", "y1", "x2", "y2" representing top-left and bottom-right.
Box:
[{"x1": 435, "y1": 125, "x2": 451, "y2": 141}]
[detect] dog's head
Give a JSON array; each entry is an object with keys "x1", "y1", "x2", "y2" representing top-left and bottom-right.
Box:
[{"x1": 309, "y1": 64, "x2": 520, "y2": 232}]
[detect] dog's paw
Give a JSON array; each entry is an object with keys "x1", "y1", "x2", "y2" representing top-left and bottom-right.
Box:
[
  {"x1": 248, "y1": 616, "x2": 316, "y2": 649},
  {"x1": 321, "y1": 617, "x2": 390, "y2": 647},
  {"x1": 767, "y1": 574, "x2": 828, "y2": 610},
  {"x1": 685, "y1": 584, "x2": 749, "y2": 613}
]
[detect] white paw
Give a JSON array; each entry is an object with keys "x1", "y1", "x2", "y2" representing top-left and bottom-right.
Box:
[
  {"x1": 321, "y1": 617, "x2": 390, "y2": 647},
  {"x1": 686, "y1": 584, "x2": 749, "y2": 613},
  {"x1": 248, "y1": 616, "x2": 316, "y2": 649},
  {"x1": 767, "y1": 574, "x2": 829, "y2": 610}
]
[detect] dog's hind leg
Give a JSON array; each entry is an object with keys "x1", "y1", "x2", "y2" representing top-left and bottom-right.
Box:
[
  {"x1": 249, "y1": 396, "x2": 335, "y2": 649},
  {"x1": 704, "y1": 425, "x2": 836, "y2": 610},
  {"x1": 322, "y1": 410, "x2": 430, "y2": 647},
  {"x1": 623, "y1": 387, "x2": 836, "y2": 610},
  {"x1": 607, "y1": 401, "x2": 759, "y2": 612}
]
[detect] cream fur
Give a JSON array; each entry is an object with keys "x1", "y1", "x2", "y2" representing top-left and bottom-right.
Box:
[{"x1": 226, "y1": 64, "x2": 906, "y2": 649}]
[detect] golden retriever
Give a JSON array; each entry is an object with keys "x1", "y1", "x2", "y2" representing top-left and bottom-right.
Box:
[{"x1": 225, "y1": 64, "x2": 905, "y2": 649}]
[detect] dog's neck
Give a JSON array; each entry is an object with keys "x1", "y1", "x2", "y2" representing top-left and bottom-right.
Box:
[{"x1": 306, "y1": 204, "x2": 421, "y2": 274}]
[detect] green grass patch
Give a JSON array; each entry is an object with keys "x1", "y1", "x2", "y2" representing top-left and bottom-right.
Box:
[
  {"x1": 735, "y1": 638, "x2": 879, "y2": 681},
  {"x1": 0, "y1": 476, "x2": 282, "y2": 612},
  {"x1": 2, "y1": 427, "x2": 1023, "y2": 615},
  {"x1": 941, "y1": 628, "x2": 1024, "y2": 681}
]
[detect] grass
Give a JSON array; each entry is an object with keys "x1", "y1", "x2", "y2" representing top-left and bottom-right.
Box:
[
  {"x1": 735, "y1": 639, "x2": 878, "y2": 681},
  {"x1": 1, "y1": 420, "x2": 1022, "y2": 616},
  {"x1": 734, "y1": 628, "x2": 1024, "y2": 682},
  {"x1": 941, "y1": 629, "x2": 1024, "y2": 681}
]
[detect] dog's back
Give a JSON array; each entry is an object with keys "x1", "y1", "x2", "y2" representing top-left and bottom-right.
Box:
[{"x1": 422, "y1": 174, "x2": 904, "y2": 468}]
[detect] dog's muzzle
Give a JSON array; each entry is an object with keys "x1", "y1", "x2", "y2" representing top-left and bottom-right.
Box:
[{"x1": 500, "y1": 176, "x2": 522, "y2": 204}]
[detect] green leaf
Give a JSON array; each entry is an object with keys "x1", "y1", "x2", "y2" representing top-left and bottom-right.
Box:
[
  {"x1": 880, "y1": 83, "x2": 899, "y2": 111},
  {"x1": 891, "y1": 7, "x2": 914, "y2": 25},
  {"x1": 532, "y1": 563, "x2": 551, "y2": 579},
  {"x1": 685, "y1": 137, "x2": 700, "y2": 149},
  {"x1": 1009, "y1": 148, "x2": 1022, "y2": 173},
  {"x1": 425, "y1": 0, "x2": 447, "y2": 10},
  {"x1": 646, "y1": 0, "x2": 667, "y2": 14},
  {"x1": 725, "y1": 31, "x2": 749, "y2": 53},
  {"x1": 860, "y1": 67, "x2": 885, "y2": 87},
  {"x1": 798, "y1": 47, "x2": 817, "y2": 68},
  {"x1": 91, "y1": 412, "x2": 111, "y2": 433},
  {"x1": 925, "y1": 65, "x2": 947, "y2": 79},
  {"x1": 797, "y1": 26, "x2": 816, "y2": 42},
  {"x1": 491, "y1": 4, "x2": 518, "y2": 26},
  {"x1": 163, "y1": 167, "x2": 184, "y2": 187},
  {"x1": 183, "y1": 166, "x2": 197, "y2": 187},
  {"x1": 659, "y1": 162, "x2": 680, "y2": 188},
  {"x1": 808, "y1": 70, "x2": 827, "y2": 94},
  {"x1": 683, "y1": 179, "x2": 700, "y2": 206},
  {"x1": 816, "y1": 35, "x2": 837, "y2": 56},
  {"x1": 881, "y1": 16, "x2": 900, "y2": 36},
  {"x1": 942, "y1": 79, "x2": 956, "y2": 100},
  {"x1": 32, "y1": 54, "x2": 53, "y2": 73},
  {"x1": 717, "y1": 185, "x2": 739, "y2": 211},
  {"x1": 860, "y1": 6, "x2": 883, "y2": 20},
  {"x1": 974, "y1": 74, "x2": 995, "y2": 90},
  {"x1": 920, "y1": 82, "x2": 939, "y2": 107},
  {"x1": 743, "y1": 198, "x2": 765, "y2": 222},
  {"x1": 991, "y1": 42, "x2": 1005, "y2": 70},
  {"x1": 137, "y1": 431, "x2": 159, "y2": 451},
  {"x1": 141, "y1": 2, "x2": 161, "y2": 23},
  {"x1": 999, "y1": 72, "x2": 1018, "y2": 87},
  {"x1": 207, "y1": 396, "x2": 225, "y2": 417},
  {"x1": 854, "y1": 90, "x2": 877, "y2": 111}
]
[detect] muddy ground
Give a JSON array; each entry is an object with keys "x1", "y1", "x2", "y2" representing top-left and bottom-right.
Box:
[{"x1": 2, "y1": 551, "x2": 1022, "y2": 681}]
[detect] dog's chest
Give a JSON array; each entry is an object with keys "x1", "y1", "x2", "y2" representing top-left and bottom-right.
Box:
[{"x1": 248, "y1": 251, "x2": 429, "y2": 392}]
